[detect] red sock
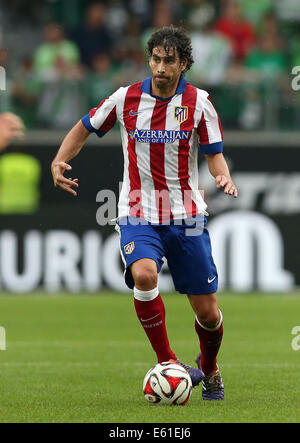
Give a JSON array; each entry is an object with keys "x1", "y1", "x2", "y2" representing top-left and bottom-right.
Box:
[
  {"x1": 134, "y1": 292, "x2": 177, "y2": 363},
  {"x1": 195, "y1": 313, "x2": 223, "y2": 376}
]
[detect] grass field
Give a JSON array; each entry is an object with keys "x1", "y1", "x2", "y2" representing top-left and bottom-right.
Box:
[{"x1": 0, "y1": 291, "x2": 300, "y2": 423}]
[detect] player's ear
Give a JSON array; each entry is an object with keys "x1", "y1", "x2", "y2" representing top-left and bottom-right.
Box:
[
  {"x1": 149, "y1": 53, "x2": 153, "y2": 67},
  {"x1": 180, "y1": 59, "x2": 188, "y2": 73}
]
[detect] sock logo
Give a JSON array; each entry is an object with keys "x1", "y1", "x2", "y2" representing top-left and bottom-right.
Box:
[{"x1": 141, "y1": 313, "x2": 160, "y2": 322}]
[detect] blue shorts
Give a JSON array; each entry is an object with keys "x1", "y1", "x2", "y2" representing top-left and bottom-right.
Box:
[{"x1": 116, "y1": 215, "x2": 218, "y2": 295}]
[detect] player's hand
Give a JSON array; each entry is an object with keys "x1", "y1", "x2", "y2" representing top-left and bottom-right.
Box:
[
  {"x1": 51, "y1": 161, "x2": 79, "y2": 196},
  {"x1": 215, "y1": 175, "x2": 238, "y2": 198},
  {"x1": 0, "y1": 112, "x2": 25, "y2": 151}
]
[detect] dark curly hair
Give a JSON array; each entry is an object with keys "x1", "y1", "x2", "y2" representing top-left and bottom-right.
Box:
[{"x1": 146, "y1": 25, "x2": 194, "y2": 74}]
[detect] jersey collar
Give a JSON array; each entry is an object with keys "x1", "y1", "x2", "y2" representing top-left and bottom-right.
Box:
[{"x1": 140, "y1": 75, "x2": 187, "y2": 97}]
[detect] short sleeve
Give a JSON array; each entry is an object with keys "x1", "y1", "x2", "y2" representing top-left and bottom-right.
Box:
[
  {"x1": 197, "y1": 95, "x2": 223, "y2": 155},
  {"x1": 81, "y1": 91, "x2": 118, "y2": 138}
]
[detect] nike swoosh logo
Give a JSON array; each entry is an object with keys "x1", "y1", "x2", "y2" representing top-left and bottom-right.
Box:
[
  {"x1": 129, "y1": 110, "x2": 141, "y2": 116},
  {"x1": 208, "y1": 276, "x2": 217, "y2": 284},
  {"x1": 141, "y1": 313, "x2": 160, "y2": 322}
]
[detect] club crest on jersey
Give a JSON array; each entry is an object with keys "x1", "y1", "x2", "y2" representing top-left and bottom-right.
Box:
[
  {"x1": 174, "y1": 106, "x2": 188, "y2": 124},
  {"x1": 124, "y1": 241, "x2": 135, "y2": 255}
]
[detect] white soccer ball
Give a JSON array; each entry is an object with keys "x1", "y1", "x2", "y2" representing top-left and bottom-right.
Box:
[{"x1": 143, "y1": 362, "x2": 193, "y2": 405}]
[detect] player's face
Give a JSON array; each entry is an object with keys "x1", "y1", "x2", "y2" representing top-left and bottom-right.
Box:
[{"x1": 149, "y1": 46, "x2": 187, "y2": 94}]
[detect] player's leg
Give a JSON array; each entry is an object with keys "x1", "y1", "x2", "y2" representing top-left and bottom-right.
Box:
[
  {"x1": 131, "y1": 258, "x2": 177, "y2": 363},
  {"x1": 116, "y1": 218, "x2": 177, "y2": 363},
  {"x1": 132, "y1": 257, "x2": 204, "y2": 386},
  {"x1": 187, "y1": 292, "x2": 224, "y2": 400},
  {"x1": 187, "y1": 293, "x2": 223, "y2": 377},
  {"x1": 164, "y1": 216, "x2": 224, "y2": 398}
]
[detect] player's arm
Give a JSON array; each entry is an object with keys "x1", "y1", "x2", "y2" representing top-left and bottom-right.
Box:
[
  {"x1": 204, "y1": 152, "x2": 238, "y2": 198},
  {"x1": 197, "y1": 93, "x2": 238, "y2": 198},
  {"x1": 52, "y1": 89, "x2": 119, "y2": 196},
  {"x1": 51, "y1": 120, "x2": 90, "y2": 196}
]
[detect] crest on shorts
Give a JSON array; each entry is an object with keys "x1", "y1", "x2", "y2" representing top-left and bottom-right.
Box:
[
  {"x1": 174, "y1": 106, "x2": 188, "y2": 124},
  {"x1": 124, "y1": 241, "x2": 135, "y2": 255}
]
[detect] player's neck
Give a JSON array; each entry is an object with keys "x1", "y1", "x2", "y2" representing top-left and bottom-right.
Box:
[{"x1": 151, "y1": 76, "x2": 181, "y2": 99}]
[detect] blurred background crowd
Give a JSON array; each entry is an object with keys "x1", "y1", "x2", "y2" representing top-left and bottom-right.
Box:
[{"x1": 1, "y1": 0, "x2": 300, "y2": 131}]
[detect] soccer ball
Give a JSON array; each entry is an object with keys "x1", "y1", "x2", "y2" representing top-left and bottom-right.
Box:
[{"x1": 143, "y1": 362, "x2": 192, "y2": 405}]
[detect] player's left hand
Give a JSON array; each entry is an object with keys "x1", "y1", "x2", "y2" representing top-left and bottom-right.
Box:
[{"x1": 215, "y1": 175, "x2": 238, "y2": 198}]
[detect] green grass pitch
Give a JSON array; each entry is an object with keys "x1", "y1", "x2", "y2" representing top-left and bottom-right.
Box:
[{"x1": 0, "y1": 292, "x2": 300, "y2": 423}]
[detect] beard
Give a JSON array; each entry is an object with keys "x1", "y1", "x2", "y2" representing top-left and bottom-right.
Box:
[{"x1": 153, "y1": 75, "x2": 172, "y2": 90}]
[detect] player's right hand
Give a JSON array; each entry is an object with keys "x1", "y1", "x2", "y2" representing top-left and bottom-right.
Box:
[{"x1": 51, "y1": 161, "x2": 79, "y2": 196}]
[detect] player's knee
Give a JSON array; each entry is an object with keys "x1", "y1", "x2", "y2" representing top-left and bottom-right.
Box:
[
  {"x1": 133, "y1": 268, "x2": 157, "y2": 291},
  {"x1": 197, "y1": 308, "x2": 220, "y2": 329}
]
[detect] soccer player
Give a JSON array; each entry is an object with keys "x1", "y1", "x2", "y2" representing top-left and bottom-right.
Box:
[{"x1": 51, "y1": 26, "x2": 238, "y2": 401}]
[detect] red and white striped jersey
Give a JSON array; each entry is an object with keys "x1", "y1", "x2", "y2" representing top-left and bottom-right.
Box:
[{"x1": 82, "y1": 76, "x2": 223, "y2": 224}]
